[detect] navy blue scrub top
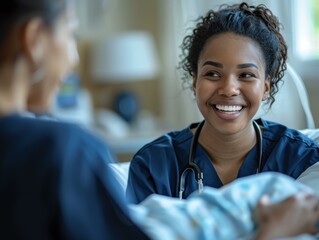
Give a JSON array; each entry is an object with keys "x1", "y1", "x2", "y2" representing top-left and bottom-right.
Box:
[
  {"x1": 0, "y1": 114, "x2": 149, "y2": 240},
  {"x1": 126, "y1": 118, "x2": 319, "y2": 204}
]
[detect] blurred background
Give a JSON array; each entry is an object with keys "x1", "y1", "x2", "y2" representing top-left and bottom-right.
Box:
[{"x1": 50, "y1": 0, "x2": 319, "y2": 161}]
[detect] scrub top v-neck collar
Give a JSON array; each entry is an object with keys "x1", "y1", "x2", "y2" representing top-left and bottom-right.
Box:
[{"x1": 190, "y1": 132, "x2": 261, "y2": 188}]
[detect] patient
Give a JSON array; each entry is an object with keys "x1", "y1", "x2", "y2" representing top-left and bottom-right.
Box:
[{"x1": 0, "y1": 0, "x2": 318, "y2": 239}]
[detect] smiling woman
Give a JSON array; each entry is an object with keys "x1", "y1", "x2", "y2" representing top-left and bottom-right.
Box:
[
  {"x1": 126, "y1": 2, "x2": 319, "y2": 205},
  {"x1": 193, "y1": 32, "x2": 269, "y2": 134}
]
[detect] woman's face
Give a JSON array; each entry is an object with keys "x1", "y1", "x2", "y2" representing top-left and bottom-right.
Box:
[
  {"x1": 193, "y1": 32, "x2": 270, "y2": 135},
  {"x1": 27, "y1": 8, "x2": 79, "y2": 112}
]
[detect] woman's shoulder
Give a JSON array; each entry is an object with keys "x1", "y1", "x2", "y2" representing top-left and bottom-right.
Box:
[
  {"x1": 33, "y1": 117, "x2": 99, "y2": 143},
  {"x1": 0, "y1": 115, "x2": 115, "y2": 178},
  {"x1": 1, "y1": 114, "x2": 110, "y2": 157},
  {"x1": 42, "y1": 120, "x2": 112, "y2": 158},
  {"x1": 259, "y1": 118, "x2": 318, "y2": 147}
]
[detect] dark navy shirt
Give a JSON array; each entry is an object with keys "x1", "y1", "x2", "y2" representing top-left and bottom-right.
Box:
[
  {"x1": 127, "y1": 119, "x2": 319, "y2": 204},
  {"x1": 0, "y1": 114, "x2": 149, "y2": 240}
]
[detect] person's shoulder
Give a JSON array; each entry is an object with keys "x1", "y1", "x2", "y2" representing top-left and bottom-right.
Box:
[
  {"x1": 51, "y1": 121, "x2": 111, "y2": 153},
  {"x1": 259, "y1": 118, "x2": 318, "y2": 147},
  {"x1": 40, "y1": 121, "x2": 118, "y2": 173},
  {"x1": 10, "y1": 115, "x2": 112, "y2": 160},
  {"x1": 31, "y1": 117, "x2": 95, "y2": 141}
]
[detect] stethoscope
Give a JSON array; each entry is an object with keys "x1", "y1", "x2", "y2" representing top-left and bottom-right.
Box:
[{"x1": 178, "y1": 120, "x2": 263, "y2": 200}]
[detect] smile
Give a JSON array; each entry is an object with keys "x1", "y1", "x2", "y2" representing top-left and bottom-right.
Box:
[{"x1": 213, "y1": 104, "x2": 243, "y2": 113}]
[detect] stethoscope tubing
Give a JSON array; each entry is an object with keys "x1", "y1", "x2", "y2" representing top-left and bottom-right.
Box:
[{"x1": 178, "y1": 120, "x2": 263, "y2": 199}]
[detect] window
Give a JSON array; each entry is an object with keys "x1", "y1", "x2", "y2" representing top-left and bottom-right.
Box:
[
  {"x1": 290, "y1": 0, "x2": 319, "y2": 83},
  {"x1": 294, "y1": 0, "x2": 319, "y2": 60}
]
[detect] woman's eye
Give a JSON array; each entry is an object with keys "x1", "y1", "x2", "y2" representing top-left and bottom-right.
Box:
[
  {"x1": 240, "y1": 73, "x2": 256, "y2": 79},
  {"x1": 204, "y1": 71, "x2": 219, "y2": 78}
]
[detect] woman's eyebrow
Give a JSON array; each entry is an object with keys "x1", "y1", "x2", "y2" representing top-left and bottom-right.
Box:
[
  {"x1": 202, "y1": 61, "x2": 259, "y2": 70},
  {"x1": 203, "y1": 61, "x2": 223, "y2": 68},
  {"x1": 237, "y1": 63, "x2": 258, "y2": 69}
]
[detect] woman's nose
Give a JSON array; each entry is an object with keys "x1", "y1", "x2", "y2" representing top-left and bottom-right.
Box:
[{"x1": 217, "y1": 75, "x2": 240, "y2": 97}]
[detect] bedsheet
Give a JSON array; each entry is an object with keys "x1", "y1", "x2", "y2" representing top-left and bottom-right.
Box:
[{"x1": 130, "y1": 172, "x2": 319, "y2": 240}]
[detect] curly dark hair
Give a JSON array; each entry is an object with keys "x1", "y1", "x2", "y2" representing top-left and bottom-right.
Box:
[{"x1": 178, "y1": 2, "x2": 288, "y2": 107}]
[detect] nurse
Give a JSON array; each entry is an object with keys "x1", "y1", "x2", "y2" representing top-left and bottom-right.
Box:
[{"x1": 126, "y1": 2, "x2": 319, "y2": 203}]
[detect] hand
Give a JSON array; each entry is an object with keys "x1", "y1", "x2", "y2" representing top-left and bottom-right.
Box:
[{"x1": 254, "y1": 192, "x2": 319, "y2": 240}]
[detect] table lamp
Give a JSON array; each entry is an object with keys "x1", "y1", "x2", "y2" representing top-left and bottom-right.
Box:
[{"x1": 90, "y1": 31, "x2": 159, "y2": 125}]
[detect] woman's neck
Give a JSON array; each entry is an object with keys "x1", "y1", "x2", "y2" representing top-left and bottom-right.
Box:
[
  {"x1": 198, "y1": 122, "x2": 257, "y2": 164},
  {"x1": 197, "y1": 121, "x2": 257, "y2": 184}
]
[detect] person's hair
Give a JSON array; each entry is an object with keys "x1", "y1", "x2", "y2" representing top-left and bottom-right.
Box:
[
  {"x1": 179, "y1": 2, "x2": 288, "y2": 107},
  {"x1": 0, "y1": 0, "x2": 68, "y2": 45}
]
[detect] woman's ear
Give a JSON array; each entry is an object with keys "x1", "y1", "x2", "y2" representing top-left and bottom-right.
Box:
[
  {"x1": 192, "y1": 73, "x2": 197, "y2": 96},
  {"x1": 21, "y1": 18, "x2": 46, "y2": 69},
  {"x1": 262, "y1": 77, "x2": 271, "y2": 101}
]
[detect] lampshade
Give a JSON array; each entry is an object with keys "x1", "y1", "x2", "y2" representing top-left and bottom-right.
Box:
[{"x1": 91, "y1": 31, "x2": 159, "y2": 82}]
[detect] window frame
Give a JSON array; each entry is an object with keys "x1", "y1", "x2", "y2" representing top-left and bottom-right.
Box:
[{"x1": 289, "y1": 0, "x2": 319, "y2": 86}]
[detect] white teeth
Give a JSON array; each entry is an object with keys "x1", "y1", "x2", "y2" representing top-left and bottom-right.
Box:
[{"x1": 215, "y1": 105, "x2": 242, "y2": 112}]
